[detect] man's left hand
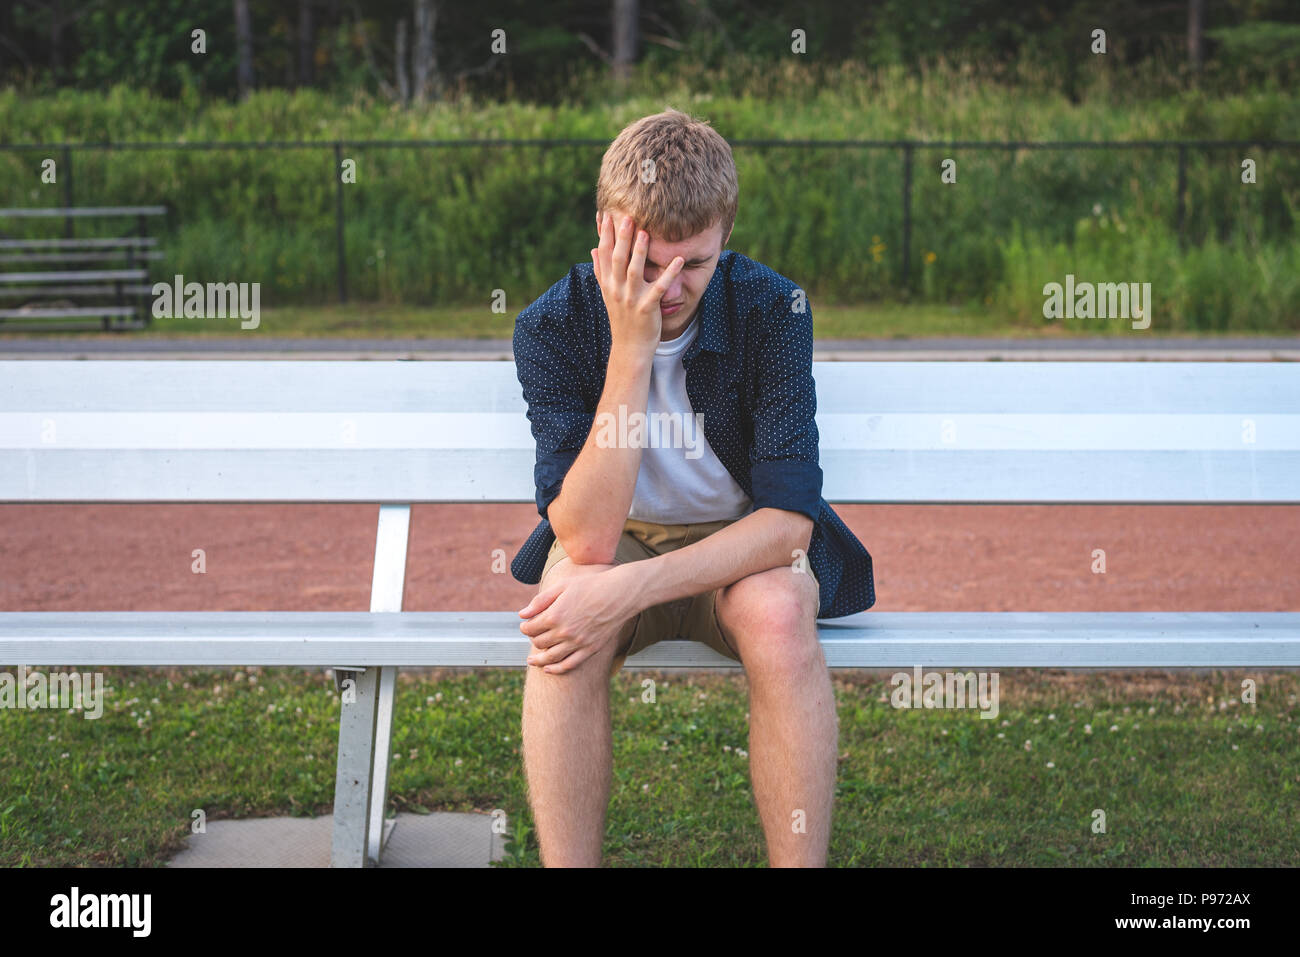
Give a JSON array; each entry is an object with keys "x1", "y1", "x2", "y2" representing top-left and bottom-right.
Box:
[{"x1": 518, "y1": 565, "x2": 640, "y2": 675}]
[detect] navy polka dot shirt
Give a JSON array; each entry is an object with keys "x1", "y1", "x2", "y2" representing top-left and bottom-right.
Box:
[{"x1": 510, "y1": 249, "x2": 875, "y2": 618}]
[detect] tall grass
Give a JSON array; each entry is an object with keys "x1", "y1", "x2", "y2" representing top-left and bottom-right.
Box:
[
  {"x1": 998, "y1": 213, "x2": 1300, "y2": 332},
  {"x1": 0, "y1": 61, "x2": 1296, "y2": 329}
]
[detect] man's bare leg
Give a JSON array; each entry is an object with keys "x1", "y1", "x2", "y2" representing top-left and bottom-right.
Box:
[
  {"x1": 715, "y1": 566, "x2": 836, "y2": 867},
  {"x1": 520, "y1": 557, "x2": 635, "y2": 867}
]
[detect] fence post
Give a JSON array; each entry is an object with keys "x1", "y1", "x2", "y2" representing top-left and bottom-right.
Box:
[
  {"x1": 335, "y1": 141, "x2": 348, "y2": 304},
  {"x1": 1175, "y1": 143, "x2": 1187, "y2": 247},
  {"x1": 900, "y1": 142, "x2": 914, "y2": 290},
  {"x1": 62, "y1": 146, "x2": 73, "y2": 238}
]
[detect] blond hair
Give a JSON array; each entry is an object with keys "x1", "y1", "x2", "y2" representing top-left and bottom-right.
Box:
[{"x1": 595, "y1": 108, "x2": 738, "y2": 245}]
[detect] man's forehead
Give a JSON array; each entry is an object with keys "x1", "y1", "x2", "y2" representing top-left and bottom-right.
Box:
[
  {"x1": 607, "y1": 208, "x2": 718, "y2": 244},
  {"x1": 648, "y1": 228, "x2": 714, "y2": 251},
  {"x1": 624, "y1": 218, "x2": 720, "y2": 267}
]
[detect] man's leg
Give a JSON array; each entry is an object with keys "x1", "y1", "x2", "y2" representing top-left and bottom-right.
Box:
[
  {"x1": 714, "y1": 565, "x2": 835, "y2": 867},
  {"x1": 520, "y1": 556, "x2": 637, "y2": 867}
]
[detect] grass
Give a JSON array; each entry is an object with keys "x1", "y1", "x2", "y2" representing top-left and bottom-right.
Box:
[
  {"x1": 0, "y1": 300, "x2": 1292, "y2": 341},
  {"x1": 1, "y1": 666, "x2": 1296, "y2": 867}
]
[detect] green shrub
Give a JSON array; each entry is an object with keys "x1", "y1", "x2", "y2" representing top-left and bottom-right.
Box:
[{"x1": 0, "y1": 72, "x2": 1295, "y2": 329}]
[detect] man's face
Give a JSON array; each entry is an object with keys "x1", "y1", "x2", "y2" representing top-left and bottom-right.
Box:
[{"x1": 598, "y1": 208, "x2": 732, "y2": 329}]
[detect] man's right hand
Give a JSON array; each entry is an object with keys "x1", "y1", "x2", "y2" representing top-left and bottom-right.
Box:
[{"x1": 592, "y1": 211, "x2": 684, "y2": 353}]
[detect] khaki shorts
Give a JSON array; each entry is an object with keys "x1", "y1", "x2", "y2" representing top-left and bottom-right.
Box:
[{"x1": 540, "y1": 516, "x2": 819, "y2": 675}]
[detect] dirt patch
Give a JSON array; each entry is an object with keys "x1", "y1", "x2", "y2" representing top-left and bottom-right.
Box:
[{"x1": 2, "y1": 503, "x2": 1295, "y2": 615}]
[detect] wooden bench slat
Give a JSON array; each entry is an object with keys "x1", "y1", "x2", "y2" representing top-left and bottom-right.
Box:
[{"x1": 2, "y1": 611, "x2": 1297, "y2": 668}]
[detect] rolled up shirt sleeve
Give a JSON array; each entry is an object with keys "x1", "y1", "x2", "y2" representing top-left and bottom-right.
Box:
[
  {"x1": 747, "y1": 286, "x2": 823, "y2": 522},
  {"x1": 513, "y1": 310, "x2": 594, "y2": 519}
]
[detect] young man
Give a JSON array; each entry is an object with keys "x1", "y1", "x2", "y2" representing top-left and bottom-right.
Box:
[{"x1": 509, "y1": 108, "x2": 874, "y2": 867}]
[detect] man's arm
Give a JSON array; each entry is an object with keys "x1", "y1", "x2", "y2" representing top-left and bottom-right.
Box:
[
  {"x1": 617, "y1": 506, "x2": 813, "y2": 610},
  {"x1": 547, "y1": 211, "x2": 683, "y2": 563},
  {"x1": 546, "y1": 344, "x2": 650, "y2": 564}
]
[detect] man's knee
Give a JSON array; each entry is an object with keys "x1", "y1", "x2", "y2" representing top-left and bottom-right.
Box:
[{"x1": 716, "y1": 567, "x2": 821, "y2": 675}]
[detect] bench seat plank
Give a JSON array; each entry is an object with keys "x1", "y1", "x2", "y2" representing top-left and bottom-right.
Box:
[
  {"x1": 2, "y1": 611, "x2": 1297, "y2": 668},
  {"x1": 0, "y1": 206, "x2": 167, "y2": 218},
  {"x1": 0, "y1": 270, "x2": 147, "y2": 283},
  {"x1": 0, "y1": 251, "x2": 164, "y2": 263},
  {"x1": 0, "y1": 284, "x2": 155, "y2": 297},
  {"x1": 0, "y1": 307, "x2": 136, "y2": 319},
  {"x1": 0, "y1": 238, "x2": 158, "y2": 249}
]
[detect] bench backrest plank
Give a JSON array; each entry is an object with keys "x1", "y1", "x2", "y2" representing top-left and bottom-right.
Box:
[
  {"x1": 0, "y1": 238, "x2": 158, "y2": 249},
  {"x1": 1, "y1": 360, "x2": 1296, "y2": 504},
  {"x1": 0, "y1": 270, "x2": 148, "y2": 283},
  {"x1": 0, "y1": 206, "x2": 167, "y2": 218},
  {"x1": 0, "y1": 284, "x2": 155, "y2": 297},
  {"x1": 0, "y1": 251, "x2": 165, "y2": 264}
]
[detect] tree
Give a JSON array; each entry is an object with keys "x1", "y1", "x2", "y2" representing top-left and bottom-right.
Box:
[
  {"x1": 412, "y1": 0, "x2": 440, "y2": 103},
  {"x1": 395, "y1": 16, "x2": 410, "y2": 103},
  {"x1": 298, "y1": 0, "x2": 314, "y2": 87},
  {"x1": 1187, "y1": 0, "x2": 1205, "y2": 73},
  {"x1": 612, "y1": 0, "x2": 638, "y2": 84},
  {"x1": 23, "y1": 0, "x2": 107, "y2": 82},
  {"x1": 233, "y1": 0, "x2": 254, "y2": 99}
]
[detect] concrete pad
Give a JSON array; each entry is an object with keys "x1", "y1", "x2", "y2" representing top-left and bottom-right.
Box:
[{"x1": 165, "y1": 812, "x2": 506, "y2": 868}]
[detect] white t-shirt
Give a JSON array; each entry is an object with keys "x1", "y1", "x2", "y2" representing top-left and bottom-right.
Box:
[{"x1": 627, "y1": 316, "x2": 753, "y2": 524}]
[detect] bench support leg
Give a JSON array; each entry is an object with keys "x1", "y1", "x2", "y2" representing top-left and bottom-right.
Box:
[
  {"x1": 330, "y1": 503, "x2": 411, "y2": 868},
  {"x1": 367, "y1": 665, "x2": 398, "y2": 864},
  {"x1": 331, "y1": 667, "x2": 381, "y2": 867}
]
